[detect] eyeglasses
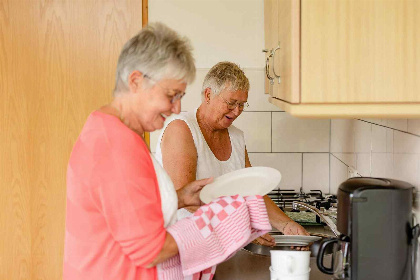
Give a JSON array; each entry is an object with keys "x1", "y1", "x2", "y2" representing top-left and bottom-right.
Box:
[
  {"x1": 144, "y1": 75, "x2": 186, "y2": 103},
  {"x1": 219, "y1": 94, "x2": 249, "y2": 111}
]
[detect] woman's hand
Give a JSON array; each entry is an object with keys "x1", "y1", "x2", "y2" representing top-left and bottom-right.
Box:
[
  {"x1": 176, "y1": 177, "x2": 213, "y2": 209},
  {"x1": 252, "y1": 233, "x2": 275, "y2": 247},
  {"x1": 281, "y1": 220, "x2": 310, "y2": 236},
  {"x1": 279, "y1": 220, "x2": 310, "y2": 251}
]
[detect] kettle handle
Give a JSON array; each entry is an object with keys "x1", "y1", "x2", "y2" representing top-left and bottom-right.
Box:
[{"x1": 317, "y1": 238, "x2": 337, "y2": 275}]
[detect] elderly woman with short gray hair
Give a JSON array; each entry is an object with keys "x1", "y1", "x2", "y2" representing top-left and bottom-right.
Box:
[
  {"x1": 156, "y1": 62, "x2": 309, "y2": 248},
  {"x1": 63, "y1": 23, "x2": 221, "y2": 280}
]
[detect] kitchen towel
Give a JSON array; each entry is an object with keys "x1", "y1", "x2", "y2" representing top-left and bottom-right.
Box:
[{"x1": 157, "y1": 194, "x2": 271, "y2": 280}]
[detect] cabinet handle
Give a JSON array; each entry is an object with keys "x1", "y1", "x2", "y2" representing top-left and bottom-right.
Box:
[
  {"x1": 263, "y1": 49, "x2": 274, "y2": 85},
  {"x1": 272, "y1": 45, "x2": 281, "y2": 84}
]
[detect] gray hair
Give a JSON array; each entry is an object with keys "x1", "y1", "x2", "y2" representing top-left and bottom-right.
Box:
[
  {"x1": 201, "y1": 61, "x2": 250, "y2": 100},
  {"x1": 113, "y1": 22, "x2": 196, "y2": 95}
]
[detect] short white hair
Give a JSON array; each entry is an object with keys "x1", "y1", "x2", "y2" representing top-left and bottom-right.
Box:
[
  {"x1": 201, "y1": 61, "x2": 250, "y2": 100},
  {"x1": 113, "y1": 22, "x2": 196, "y2": 95}
]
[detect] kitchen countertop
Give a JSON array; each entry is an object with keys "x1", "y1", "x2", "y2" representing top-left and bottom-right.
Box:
[{"x1": 213, "y1": 225, "x2": 335, "y2": 280}]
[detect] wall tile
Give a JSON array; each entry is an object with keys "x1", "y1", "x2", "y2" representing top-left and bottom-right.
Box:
[
  {"x1": 354, "y1": 120, "x2": 371, "y2": 153},
  {"x1": 387, "y1": 128, "x2": 394, "y2": 153},
  {"x1": 330, "y1": 154, "x2": 349, "y2": 194},
  {"x1": 233, "y1": 112, "x2": 271, "y2": 152},
  {"x1": 182, "y1": 68, "x2": 208, "y2": 112},
  {"x1": 408, "y1": 120, "x2": 420, "y2": 136},
  {"x1": 394, "y1": 131, "x2": 420, "y2": 154},
  {"x1": 372, "y1": 124, "x2": 387, "y2": 153},
  {"x1": 330, "y1": 119, "x2": 355, "y2": 153},
  {"x1": 387, "y1": 119, "x2": 408, "y2": 131},
  {"x1": 418, "y1": 155, "x2": 420, "y2": 193},
  {"x1": 331, "y1": 153, "x2": 356, "y2": 169},
  {"x1": 393, "y1": 154, "x2": 419, "y2": 188},
  {"x1": 371, "y1": 153, "x2": 393, "y2": 178},
  {"x1": 302, "y1": 153, "x2": 329, "y2": 194},
  {"x1": 150, "y1": 0, "x2": 264, "y2": 68},
  {"x1": 249, "y1": 153, "x2": 302, "y2": 191},
  {"x1": 244, "y1": 69, "x2": 282, "y2": 112},
  {"x1": 272, "y1": 113, "x2": 330, "y2": 152},
  {"x1": 356, "y1": 153, "x2": 371, "y2": 177}
]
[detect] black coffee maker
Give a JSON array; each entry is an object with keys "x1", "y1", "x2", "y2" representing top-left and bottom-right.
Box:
[{"x1": 317, "y1": 177, "x2": 419, "y2": 280}]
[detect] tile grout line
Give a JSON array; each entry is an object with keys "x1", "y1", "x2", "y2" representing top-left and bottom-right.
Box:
[
  {"x1": 271, "y1": 111, "x2": 273, "y2": 153},
  {"x1": 301, "y1": 153, "x2": 304, "y2": 193},
  {"x1": 329, "y1": 119, "x2": 331, "y2": 194}
]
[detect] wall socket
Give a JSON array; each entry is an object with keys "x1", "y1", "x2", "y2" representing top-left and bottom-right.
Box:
[{"x1": 348, "y1": 166, "x2": 359, "y2": 178}]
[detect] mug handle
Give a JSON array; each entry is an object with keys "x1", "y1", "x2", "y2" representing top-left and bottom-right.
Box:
[{"x1": 316, "y1": 238, "x2": 337, "y2": 275}]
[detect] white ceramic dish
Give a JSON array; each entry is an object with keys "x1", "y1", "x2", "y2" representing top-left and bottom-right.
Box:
[
  {"x1": 274, "y1": 235, "x2": 322, "y2": 246},
  {"x1": 199, "y1": 167, "x2": 281, "y2": 204}
]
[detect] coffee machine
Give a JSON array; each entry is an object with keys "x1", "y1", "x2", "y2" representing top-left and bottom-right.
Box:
[{"x1": 317, "y1": 177, "x2": 419, "y2": 280}]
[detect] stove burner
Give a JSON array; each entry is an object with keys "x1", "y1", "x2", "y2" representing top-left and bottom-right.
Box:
[{"x1": 267, "y1": 189, "x2": 338, "y2": 225}]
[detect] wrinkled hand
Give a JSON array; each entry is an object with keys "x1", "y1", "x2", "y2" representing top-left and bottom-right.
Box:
[
  {"x1": 252, "y1": 233, "x2": 275, "y2": 247},
  {"x1": 282, "y1": 220, "x2": 310, "y2": 236},
  {"x1": 280, "y1": 220, "x2": 311, "y2": 251},
  {"x1": 176, "y1": 177, "x2": 213, "y2": 209}
]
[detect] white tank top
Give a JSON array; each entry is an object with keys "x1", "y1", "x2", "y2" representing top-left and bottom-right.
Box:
[
  {"x1": 155, "y1": 108, "x2": 245, "y2": 220},
  {"x1": 155, "y1": 108, "x2": 246, "y2": 180}
]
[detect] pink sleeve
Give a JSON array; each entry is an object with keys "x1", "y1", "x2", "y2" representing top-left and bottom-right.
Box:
[{"x1": 91, "y1": 137, "x2": 166, "y2": 268}]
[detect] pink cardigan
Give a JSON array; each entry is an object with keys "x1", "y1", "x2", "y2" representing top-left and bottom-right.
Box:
[{"x1": 64, "y1": 111, "x2": 164, "y2": 280}]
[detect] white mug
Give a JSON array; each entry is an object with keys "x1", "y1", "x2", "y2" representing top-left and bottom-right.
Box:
[
  {"x1": 270, "y1": 250, "x2": 311, "y2": 275},
  {"x1": 270, "y1": 266, "x2": 311, "y2": 280}
]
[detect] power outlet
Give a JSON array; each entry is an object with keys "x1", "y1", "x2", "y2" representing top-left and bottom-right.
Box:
[{"x1": 348, "y1": 166, "x2": 359, "y2": 178}]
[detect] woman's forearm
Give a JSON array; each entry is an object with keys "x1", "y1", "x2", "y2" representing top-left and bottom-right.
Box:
[
  {"x1": 146, "y1": 232, "x2": 179, "y2": 268},
  {"x1": 263, "y1": 195, "x2": 294, "y2": 231}
]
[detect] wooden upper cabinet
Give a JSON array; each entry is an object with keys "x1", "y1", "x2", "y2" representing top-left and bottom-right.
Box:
[{"x1": 264, "y1": 0, "x2": 420, "y2": 118}]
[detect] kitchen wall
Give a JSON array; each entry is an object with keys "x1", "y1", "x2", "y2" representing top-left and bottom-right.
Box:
[
  {"x1": 149, "y1": 0, "x2": 331, "y2": 195},
  {"x1": 149, "y1": 0, "x2": 420, "y2": 198},
  {"x1": 150, "y1": 0, "x2": 420, "y2": 275}
]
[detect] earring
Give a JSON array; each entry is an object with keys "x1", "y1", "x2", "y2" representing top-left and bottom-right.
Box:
[{"x1": 206, "y1": 100, "x2": 210, "y2": 104}]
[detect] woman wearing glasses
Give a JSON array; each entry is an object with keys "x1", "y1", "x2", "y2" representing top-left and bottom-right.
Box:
[
  {"x1": 64, "y1": 24, "x2": 269, "y2": 280},
  {"x1": 156, "y1": 62, "x2": 309, "y2": 249}
]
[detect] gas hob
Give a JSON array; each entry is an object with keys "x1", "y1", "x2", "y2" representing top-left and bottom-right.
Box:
[{"x1": 267, "y1": 189, "x2": 338, "y2": 225}]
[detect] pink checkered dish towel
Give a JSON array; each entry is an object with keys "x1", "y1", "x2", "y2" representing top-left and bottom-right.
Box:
[{"x1": 156, "y1": 194, "x2": 271, "y2": 280}]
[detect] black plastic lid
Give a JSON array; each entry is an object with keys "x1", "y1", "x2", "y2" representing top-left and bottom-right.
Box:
[{"x1": 338, "y1": 177, "x2": 414, "y2": 194}]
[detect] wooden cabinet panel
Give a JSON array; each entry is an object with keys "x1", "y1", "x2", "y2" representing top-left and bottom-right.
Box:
[
  {"x1": 265, "y1": 0, "x2": 420, "y2": 117},
  {"x1": 0, "y1": 1, "x2": 142, "y2": 279},
  {"x1": 301, "y1": 0, "x2": 420, "y2": 104},
  {"x1": 264, "y1": 0, "x2": 300, "y2": 103},
  {"x1": 264, "y1": 0, "x2": 279, "y2": 95},
  {"x1": 276, "y1": 0, "x2": 300, "y2": 103}
]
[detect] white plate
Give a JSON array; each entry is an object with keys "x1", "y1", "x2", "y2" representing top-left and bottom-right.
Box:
[
  {"x1": 274, "y1": 235, "x2": 322, "y2": 246},
  {"x1": 199, "y1": 167, "x2": 281, "y2": 204}
]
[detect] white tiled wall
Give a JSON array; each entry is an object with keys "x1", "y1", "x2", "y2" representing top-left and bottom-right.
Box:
[
  {"x1": 249, "y1": 153, "x2": 302, "y2": 191},
  {"x1": 272, "y1": 113, "x2": 330, "y2": 153},
  {"x1": 148, "y1": 0, "x2": 420, "y2": 204},
  {"x1": 149, "y1": 1, "x2": 420, "y2": 275},
  {"x1": 149, "y1": 0, "x2": 264, "y2": 68},
  {"x1": 332, "y1": 119, "x2": 420, "y2": 192}
]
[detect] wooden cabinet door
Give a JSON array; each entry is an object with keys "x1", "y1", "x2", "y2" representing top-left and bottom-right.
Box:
[
  {"x1": 264, "y1": 0, "x2": 300, "y2": 104},
  {"x1": 275, "y1": 0, "x2": 300, "y2": 104},
  {"x1": 264, "y1": 0, "x2": 279, "y2": 95},
  {"x1": 301, "y1": 0, "x2": 420, "y2": 104},
  {"x1": 0, "y1": 1, "x2": 142, "y2": 279}
]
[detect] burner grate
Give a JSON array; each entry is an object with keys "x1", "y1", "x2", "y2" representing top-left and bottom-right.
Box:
[{"x1": 267, "y1": 189, "x2": 338, "y2": 225}]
